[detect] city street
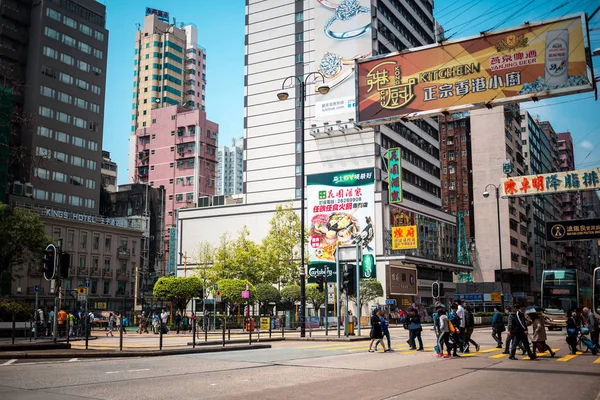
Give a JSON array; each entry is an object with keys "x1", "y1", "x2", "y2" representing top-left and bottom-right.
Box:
[{"x1": 1, "y1": 328, "x2": 598, "y2": 400}]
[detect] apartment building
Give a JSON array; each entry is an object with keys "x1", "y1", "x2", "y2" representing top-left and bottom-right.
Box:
[
  {"x1": 101, "y1": 150, "x2": 117, "y2": 192},
  {"x1": 217, "y1": 138, "x2": 243, "y2": 196}
]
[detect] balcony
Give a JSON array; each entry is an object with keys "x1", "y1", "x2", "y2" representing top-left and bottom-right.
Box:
[
  {"x1": 116, "y1": 268, "x2": 129, "y2": 279},
  {"x1": 90, "y1": 268, "x2": 101, "y2": 277},
  {"x1": 68, "y1": 266, "x2": 76, "y2": 276},
  {"x1": 77, "y1": 267, "x2": 89, "y2": 277},
  {"x1": 117, "y1": 247, "x2": 130, "y2": 259},
  {"x1": 102, "y1": 269, "x2": 113, "y2": 278}
]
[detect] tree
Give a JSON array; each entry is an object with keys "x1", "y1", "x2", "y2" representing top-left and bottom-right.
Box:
[
  {"x1": 0, "y1": 203, "x2": 49, "y2": 277},
  {"x1": 228, "y1": 226, "x2": 263, "y2": 284},
  {"x1": 261, "y1": 203, "x2": 304, "y2": 284},
  {"x1": 216, "y1": 278, "x2": 255, "y2": 314},
  {"x1": 152, "y1": 276, "x2": 202, "y2": 312},
  {"x1": 349, "y1": 279, "x2": 383, "y2": 315},
  {"x1": 306, "y1": 284, "x2": 325, "y2": 315},
  {"x1": 255, "y1": 283, "x2": 281, "y2": 315},
  {"x1": 280, "y1": 284, "x2": 301, "y2": 303},
  {"x1": 193, "y1": 241, "x2": 218, "y2": 299}
]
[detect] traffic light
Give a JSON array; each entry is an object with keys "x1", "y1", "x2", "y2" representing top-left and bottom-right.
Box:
[
  {"x1": 432, "y1": 282, "x2": 439, "y2": 298},
  {"x1": 43, "y1": 244, "x2": 57, "y2": 281},
  {"x1": 58, "y1": 252, "x2": 70, "y2": 279},
  {"x1": 343, "y1": 264, "x2": 356, "y2": 296},
  {"x1": 316, "y1": 276, "x2": 324, "y2": 292},
  {"x1": 439, "y1": 283, "x2": 445, "y2": 297}
]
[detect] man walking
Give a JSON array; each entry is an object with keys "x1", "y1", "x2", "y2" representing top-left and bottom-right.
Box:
[
  {"x1": 509, "y1": 304, "x2": 536, "y2": 360},
  {"x1": 160, "y1": 309, "x2": 169, "y2": 334},
  {"x1": 463, "y1": 305, "x2": 480, "y2": 353},
  {"x1": 583, "y1": 307, "x2": 599, "y2": 347},
  {"x1": 491, "y1": 305, "x2": 504, "y2": 348},
  {"x1": 455, "y1": 300, "x2": 466, "y2": 350}
]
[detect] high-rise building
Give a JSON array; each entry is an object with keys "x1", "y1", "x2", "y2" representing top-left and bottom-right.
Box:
[
  {"x1": 182, "y1": 24, "x2": 207, "y2": 111},
  {"x1": 176, "y1": 0, "x2": 471, "y2": 307},
  {"x1": 101, "y1": 150, "x2": 117, "y2": 192},
  {"x1": 217, "y1": 138, "x2": 243, "y2": 196},
  {"x1": 4, "y1": 0, "x2": 109, "y2": 214},
  {"x1": 471, "y1": 105, "x2": 530, "y2": 297}
]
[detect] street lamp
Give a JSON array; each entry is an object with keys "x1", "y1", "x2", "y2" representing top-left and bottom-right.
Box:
[
  {"x1": 277, "y1": 72, "x2": 329, "y2": 338},
  {"x1": 483, "y1": 184, "x2": 505, "y2": 310}
]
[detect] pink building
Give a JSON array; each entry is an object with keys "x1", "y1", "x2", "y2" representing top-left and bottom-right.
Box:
[{"x1": 133, "y1": 105, "x2": 218, "y2": 244}]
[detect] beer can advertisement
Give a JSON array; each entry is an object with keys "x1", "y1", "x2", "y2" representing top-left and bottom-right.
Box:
[
  {"x1": 307, "y1": 169, "x2": 376, "y2": 272},
  {"x1": 356, "y1": 14, "x2": 593, "y2": 125}
]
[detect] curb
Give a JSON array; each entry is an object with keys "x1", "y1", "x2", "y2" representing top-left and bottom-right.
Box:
[
  {"x1": 186, "y1": 338, "x2": 285, "y2": 346},
  {"x1": 0, "y1": 344, "x2": 272, "y2": 359},
  {"x1": 0, "y1": 343, "x2": 72, "y2": 352},
  {"x1": 284, "y1": 336, "x2": 370, "y2": 342}
]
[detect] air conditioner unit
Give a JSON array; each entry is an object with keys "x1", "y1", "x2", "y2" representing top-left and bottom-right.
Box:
[
  {"x1": 24, "y1": 182, "x2": 33, "y2": 197},
  {"x1": 12, "y1": 181, "x2": 23, "y2": 196},
  {"x1": 16, "y1": 287, "x2": 21, "y2": 293}
]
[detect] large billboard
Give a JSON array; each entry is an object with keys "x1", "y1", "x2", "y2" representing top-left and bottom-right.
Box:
[
  {"x1": 314, "y1": 0, "x2": 372, "y2": 123},
  {"x1": 307, "y1": 168, "x2": 375, "y2": 269},
  {"x1": 546, "y1": 218, "x2": 600, "y2": 242},
  {"x1": 500, "y1": 168, "x2": 600, "y2": 197},
  {"x1": 356, "y1": 14, "x2": 593, "y2": 125}
]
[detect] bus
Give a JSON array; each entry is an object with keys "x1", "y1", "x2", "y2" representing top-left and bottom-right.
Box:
[
  {"x1": 594, "y1": 267, "x2": 600, "y2": 319},
  {"x1": 540, "y1": 269, "x2": 590, "y2": 330}
]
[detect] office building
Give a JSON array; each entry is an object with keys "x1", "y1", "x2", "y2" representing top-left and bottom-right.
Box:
[
  {"x1": 471, "y1": 105, "x2": 530, "y2": 299},
  {"x1": 217, "y1": 137, "x2": 243, "y2": 196},
  {"x1": 3, "y1": 0, "x2": 109, "y2": 214},
  {"x1": 175, "y1": 0, "x2": 471, "y2": 308},
  {"x1": 101, "y1": 150, "x2": 117, "y2": 192}
]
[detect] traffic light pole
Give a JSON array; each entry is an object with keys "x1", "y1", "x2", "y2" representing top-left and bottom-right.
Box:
[
  {"x1": 324, "y1": 265, "x2": 328, "y2": 336},
  {"x1": 355, "y1": 242, "x2": 361, "y2": 337},
  {"x1": 335, "y1": 251, "x2": 341, "y2": 338},
  {"x1": 52, "y1": 281, "x2": 58, "y2": 343}
]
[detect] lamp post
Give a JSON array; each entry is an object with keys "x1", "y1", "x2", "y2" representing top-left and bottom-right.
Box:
[
  {"x1": 483, "y1": 184, "x2": 504, "y2": 310},
  {"x1": 277, "y1": 72, "x2": 329, "y2": 338}
]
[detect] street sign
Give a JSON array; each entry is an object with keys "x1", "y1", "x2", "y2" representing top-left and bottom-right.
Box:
[
  {"x1": 77, "y1": 288, "x2": 87, "y2": 295},
  {"x1": 385, "y1": 299, "x2": 397, "y2": 306},
  {"x1": 85, "y1": 279, "x2": 90, "y2": 288},
  {"x1": 215, "y1": 296, "x2": 222, "y2": 302},
  {"x1": 328, "y1": 293, "x2": 334, "y2": 302},
  {"x1": 241, "y1": 290, "x2": 250, "y2": 299},
  {"x1": 327, "y1": 283, "x2": 334, "y2": 294},
  {"x1": 78, "y1": 294, "x2": 86, "y2": 301},
  {"x1": 215, "y1": 290, "x2": 222, "y2": 297},
  {"x1": 34, "y1": 285, "x2": 40, "y2": 293}
]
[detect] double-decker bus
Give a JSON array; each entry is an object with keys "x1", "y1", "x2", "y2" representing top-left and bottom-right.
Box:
[
  {"x1": 594, "y1": 267, "x2": 600, "y2": 319},
  {"x1": 540, "y1": 269, "x2": 591, "y2": 330}
]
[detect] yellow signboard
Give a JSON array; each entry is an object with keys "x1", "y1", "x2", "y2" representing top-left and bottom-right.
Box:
[
  {"x1": 391, "y1": 225, "x2": 418, "y2": 250},
  {"x1": 77, "y1": 288, "x2": 87, "y2": 295},
  {"x1": 490, "y1": 292, "x2": 501, "y2": 303},
  {"x1": 260, "y1": 317, "x2": 270, "y2": 331},
  {"x1": 95, "y1": 302, "x2": 107, "y2": 310}
]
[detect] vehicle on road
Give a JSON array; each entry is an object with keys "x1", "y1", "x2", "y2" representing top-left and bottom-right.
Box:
[{"x1": 541, "y1": 269, "x2": 591, "y2": 330}]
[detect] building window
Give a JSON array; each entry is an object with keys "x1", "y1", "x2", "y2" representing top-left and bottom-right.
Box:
[
  {"x1": 78, "y1": 41, "x2": 91, "y2": 54},
  {"x1": 295, "y1": 12, "x2": 304, "y2": 22},
  {"x1": 62, "y1": 34, "x2": 76, "y2": 47},
  {"x1": 295, "y1": 188, "x2": 302, "y2": 199},
  {"x1": 105, "y1": 235, "x2": 111, "y2": 252},
  {"x1": 78, "y1": 60, "x2": 89, "y2": 72},
  {"x1": 53, "y1": 171, "x2": 67, "y2": 183},
  {"x1": 45, "y1": 27, "x2": 60, "y2": 40},
  {"x1": 449, "y1": 165, "x2": 455, "y2": 174},
  {"x1": 51, "y1": 192, "x2": 66, "y2": 204},
  {"x1": 43, "y1": 46, "x2": 58, "y2": 59},
  {"x1": 35, "y1": 168, "x2": 50, "y2": 180},
  {"x1": 70, "y1": 195, "x2": 82, "y2": 207},
  {"x1": 93, "y1": 233, "x2": 100, "y2": 250},
  {"x1": 103, "y1": 281, "x2": 110, "y2": 295},
  {"x1": 175, "y1": 194, "x2": 183, "y2": 202},
  {"x1": 39, "y1": 106, "x2": 54, "y2": 119},
  {"x1": 295, "y1": 54, "x2": 303, "y2": 63},
  {"x1": 55, "y1": 151, "x2": 68, "y2": 163},
  {"x1": 58, "y1": 92, "x2": 72, "y2": 104},
  {"x1": 46, "y1": 8, "x2": 61, "y2": 21},
  {"x1": 80, "y1": 231, "x2": 88, "y2": 249}
]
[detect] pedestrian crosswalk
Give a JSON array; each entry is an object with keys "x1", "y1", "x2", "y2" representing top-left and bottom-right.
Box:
[{"x1": 291, "y1": 342, "x2": 600, "y2": 363}]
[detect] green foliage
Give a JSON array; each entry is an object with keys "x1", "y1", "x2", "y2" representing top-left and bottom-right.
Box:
[
  {"x1": 255, "y1": 283, "x2": 281, "y2": 315},
  {"x1": 261, "y1": 203, "x2": 304, "y2": 284},
  {"x1": 0, "y1": 296, "x2": 33, "y2": 321},
  {"x1": 280, "y1": 284, "x2": 301, "y2": 303},
  {"x1": 216, "y1": 278, "x2": 254, "y2": 313},
  {"x1": 306, "y1": 283, "x2": 325, "y2": 314},
  {"x1": 193, "y1": 241, "x2": 218, "y2": 296},
  {"x1": 0, "y1": 203, "x2": 49, "y2": 276},
  {"x1": 349, "y1": 279, "x2": 383, "y2": 312},
  {"x1": 152, "y1": 276, "x2": 203, "y2": 312}
]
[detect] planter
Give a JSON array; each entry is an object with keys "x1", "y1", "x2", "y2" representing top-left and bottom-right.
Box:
[{"x1": 474, "y1": 316, "x2": 492, "y2": 325}]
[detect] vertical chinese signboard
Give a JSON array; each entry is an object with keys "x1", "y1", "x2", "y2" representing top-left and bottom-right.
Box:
[
  {"x1": 391, "y1": 225, "x2": 418, "y2": 250},
  {"x1": 307, "y1": 168, "x2": 376, "y2": 278},
  {"x1": 501, "y1": 168, "x2": 600, "y2": 197},
  {"x1": 387, "y1": 148, "x2": 402, "y2": 204},
  {"x1": 167, "y1": 228, "x2": 177, "y2": 276}
]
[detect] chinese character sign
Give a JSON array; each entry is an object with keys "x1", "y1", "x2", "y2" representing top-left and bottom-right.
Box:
[
  {"x1": 546, "y1": 218, "x2": 600, "y2": 242},
  {"x1": 391, "y1": 225, "x2": 418, "y2": 250},
  {"x1": 500, "y1": 168, "x2": 600, "y2": 197},
  {"x1": 167, "y1": 228, "x2": 177, "y2": 276},
  {"x1": 307, "y1": 168, "x2": 375, "y2": 265},
  {"x1": 387, "y1": 148, "x2": 402, "y2": 204},
  {"x1": 145, "y1": 7, "x2": 170, "y2": 23},
  {"x1": 356, "y1": 15, "x2": 592, "y2": 125}
]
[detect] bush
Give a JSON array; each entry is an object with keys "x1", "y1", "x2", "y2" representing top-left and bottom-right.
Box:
[{"x1": 0, "y1": 296, "x2": 33, "y2": 321}]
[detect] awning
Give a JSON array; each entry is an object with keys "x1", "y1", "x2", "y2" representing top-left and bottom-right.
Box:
[{"x1": 379, "y1": 255, "x2": 473, "y2": 273}]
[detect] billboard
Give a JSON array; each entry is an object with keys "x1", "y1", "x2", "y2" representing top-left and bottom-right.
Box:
[
  {"x1": 356, "y1": 14, "x2": 593, "y2": 125},
  {"x1": 314, "y1": 0, "x2": 372, "y2": 122},
  {"x1": 145, "y1": 7, "x2": 169, "y2": 23},
  {"x1": 546, "y1": 218, "x2": 600, "y2": 242},
  {"x1": 387, "y1": 148, "x2": 402, "y2": 204},
  {"x1": 500, "y1": 168, "x2": 600, "y2": 197},
  {"x1": 307, "y1": 168, "x2": 375, "y2": 267},
  {"x1": 391, "y1": 226, "x2": 418, "y2": 250},
  {"x1": 388, "y1": 266, "x2": 417, "y2": 296},
  {"x1": 167, "y1": 227, "x2": 177, "y2": 276}
]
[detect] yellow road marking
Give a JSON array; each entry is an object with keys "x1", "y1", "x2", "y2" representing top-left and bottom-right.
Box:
[
  {"x1": 557, "y1": 354, "x2": 578, "y2": 362},
  {"x1": 490, "y1": 353, "x2": 508, "y2": 359},
  {"x1": 594, "y1": 357, "x2": 600, "y2": 364},
  {"x1": 478, "y1": 348, "x2": 504, "y2": 353}
]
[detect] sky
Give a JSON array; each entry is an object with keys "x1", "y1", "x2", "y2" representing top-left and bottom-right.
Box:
[{"x1": 101, "y1": 0, "x2": 600, "y2": 186}]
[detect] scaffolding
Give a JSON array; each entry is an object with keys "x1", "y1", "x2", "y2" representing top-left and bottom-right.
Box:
[{"x1": 457, "y1": 211, "x2": 473, "y2": 283}]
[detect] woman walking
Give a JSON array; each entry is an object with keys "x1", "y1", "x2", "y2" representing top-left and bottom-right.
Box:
[
  {"x1": 566, "y1": 310, "x2": 579, "y2": 355},
  {"x1": 408, "y1": 308, "x2": 424, "y2": 351},
  {"x1": 368, "y1": 309, "x2": 388, "y2": 352},
  {"x1": 531, "y1": 312, "x2": 555, "y2": 358},
  {"x1": 106, "y1": 313, "x2": 115, "y2": 337},
  {"x1": 374, "y1": 310, "x2": 392, "y2": 351},
  {"x1": 436, "y1": 309, "x2": 454, "y2": 358}
]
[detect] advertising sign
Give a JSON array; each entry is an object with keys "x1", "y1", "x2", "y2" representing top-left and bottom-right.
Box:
[
  {"x1": 145, "y1": 7, "x2": 169, "y2": 23},
  {"x1": 388, "y1": 266, "x2": 417, "y2": 296},
  {"x1": 314, "y1": 0, "x2": 372, "y2": 123},
  {"x1": 167, "y1": 228, "x2": 177, "y2": 276},
  {"x1": 490, "y1": 292, "x2": 502, "y2": 302},
  {"x1": 546, "y1": 218, "x2": 600, "y2": 242},
  {"x1": 387, "y1": 148, "x2": 402, "y2": 204},
  {"x1": 260, "y1": 318, "x2": 270, "y2": 331},
  {"x1": 307, "y1": 264, "x2": 337, "y2": 283},
  {"x1": 356, "y1": 14, "x2": 593, "y2": 125},
  {"x1": 391, "y1": 225, "x2": 418, "y2": 250},
  {"x1": 307, "y1": 168, "x2": 375, "y2": 265},
  {"x1": 501, "y1": 168, "x2": 600, "y2": 197}
]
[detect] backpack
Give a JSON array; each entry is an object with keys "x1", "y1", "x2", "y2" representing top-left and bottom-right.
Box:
[{"x1": 448, "y1": 320, "x2": 456, "y2": 334}]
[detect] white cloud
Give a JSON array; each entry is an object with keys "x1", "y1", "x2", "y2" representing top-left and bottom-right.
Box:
[{"x1": 580, "y1": 140, "x2": 594, "y2": 150}]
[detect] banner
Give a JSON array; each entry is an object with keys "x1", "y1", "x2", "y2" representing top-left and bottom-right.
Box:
[
  {"x1": 313, "y1": 0, "x2": 372, "y2": 123},
  {"x1": 167, "y1": 228, "x2": 177, "y2": 276},
  {"x1": 546, "y1": 218, "x2": 600, "y2": 242},
  {"x1": 391, "y1": 225, "x2": 418, "y2": 250},
  {"x1": 387, "y1": 148, "x2": 402, "y2": 204},
  {"x1": 356, "y1": 14, "x2": 592, "y2": 125},
  {"x1": 307, "y1": 168, "x2": 375, "y2": 266},
  {"x1": 501, "y1": 168, "x2": 600, "y2": 197}
]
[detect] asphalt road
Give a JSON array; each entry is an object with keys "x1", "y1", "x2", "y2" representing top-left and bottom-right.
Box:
[{"x1": 1, "y1": 328, "x2": 598, "y2": 400}]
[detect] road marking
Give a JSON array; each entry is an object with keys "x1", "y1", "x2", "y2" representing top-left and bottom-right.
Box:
[
  {"x1": 594, "y1": 357, "x2": 600, "y2": 364},
  {"x1": 1, "y1": 359, "x2": 17, "y2": 366},
  {"x1": 478, "y1": 348, "x2": 504, "y2": 353},
  {"x1": 106, "y1": 371, "x2": 120, "y2": 374},
  {"x1": 127, "y1": 369, "x2": 150, "y2": 372},
  {"x1": 490, "y1": 353, "x2": 508, "y2": 359},
  {"x1": 68, "y1": 358, "x2": 79, "y2": 362},
  {"x1": 557, "y1": 354, "x2": 578, "y2": 362}
]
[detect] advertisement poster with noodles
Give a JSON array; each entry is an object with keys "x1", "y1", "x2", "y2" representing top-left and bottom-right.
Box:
[{"x1": 307, "y1": 169, "x2": 376, "y2": 277}]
